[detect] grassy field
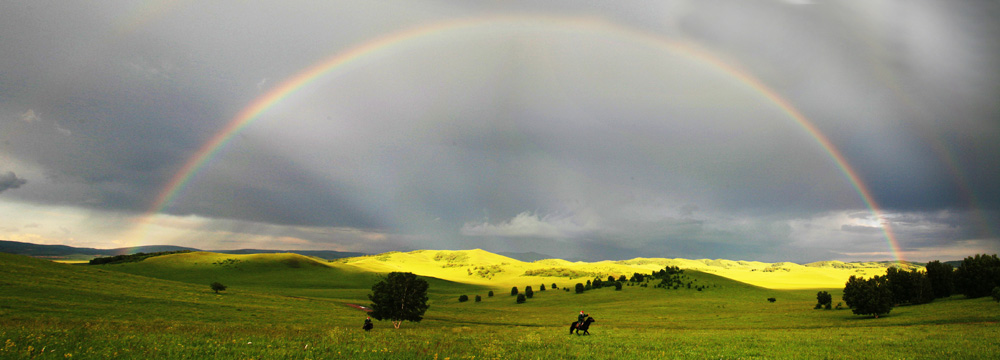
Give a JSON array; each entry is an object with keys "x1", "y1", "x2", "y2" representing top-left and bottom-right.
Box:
[{"x1": 1, "y1": 251, "x2": 997, "y2": 359}]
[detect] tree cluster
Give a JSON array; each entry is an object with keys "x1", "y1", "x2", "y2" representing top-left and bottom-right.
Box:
[
  {"x1": 954, "y1": 254, "x2": 1000, "y2": 298},
  {"x1": 89, "y1": 250, "x2": 191, "y2": 265},
  {"x1": 841, "y1": 253, "x2": 1000, "y2": 318}
]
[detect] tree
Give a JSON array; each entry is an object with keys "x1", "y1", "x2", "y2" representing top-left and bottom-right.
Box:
[
  {"x1": 618, "y1": 275, "x2": 627, "y2": 282},
  {"x1": 210, "y1": 282, "x2": 227, "y2": 294},
  {"x1": 843, "y1": 275, "x2": 893, "y2": 318},
  {"x1": 525, "y1": 286, "x2": 534, "y2": 299},
  {"x1": 488, "y1": 290, "x2": 494, "y2": 297},
  {"x1": 552, "y1": 283, "x2": 558, "y2": 289},
  {"x1": 540, "y1": 284, "x2": 546, "y2": 291},
  {"x1": 955, "y1": 254, "x2": 1000, "y2": 298},
  {"x1": 884, "y1": 267, "x2": 911, "y2": 305},
  {"x1": 614, "y1": 281, "x2": 623, "y2": 291},
  {"x1": 458, "y1": 295, "x2": 469, "y2": 302},
  {"x1": 925, "y1": 260, "x2": 955, "y2": 298},
  {"x1": 516, "y1": 294, "x2": 526, "y2": 304},
  {"x1": 510, "y1": 286, "x2": 519, "y2": 296},
  {"x1": 816, "y1": 291, "x2": 832, "y2": 307},
  {"x1": 593, "y1": 278, "x2": 603, "y2": 289},
  {"x1": 475, "y1": 295, "x2": 482, "y2": 302},
  {"x1": 368, "y1": 272, "x2": 430, "y2": 329},
  {"x1": 885, "y1": 267, "x2": 934, "y2": 305},
  {"x1": 575, "y1": 283, "x2": 585, "y2": 294}
]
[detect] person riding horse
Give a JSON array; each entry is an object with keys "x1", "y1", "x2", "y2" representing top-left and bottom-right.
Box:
[{"x1": 363, "y1": 316, "x2": 373, "y2": 331}]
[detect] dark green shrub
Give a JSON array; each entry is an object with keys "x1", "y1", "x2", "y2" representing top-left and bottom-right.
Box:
[
  {"x1": 488, "y1": 290, "x2": 494, "y2": 297},
  {"x1": 614, "y1": 282, "x2": 623, "y2": 291},
  {"x1": 525, "y1": 286, "x2": 534, "y2": 298},
  {"x1": 540, "y1": 284, "x2": 546, "y2": 291},
  {"x1": 510, "y1": 287, "x2": 518, "y2": 296},
  {"x1": 458, "y1": 295, "x2": 469, "y2": 302},
  {"x1": 516, "y1": 294, "x2": 526, "y2": 304},
  {"x1": 551, "y1": 283, "x2": 558, "y2": 289},
  {"x1": 575, "y1": 283, "x2": 585, "y2": 294},
  {"x1": 817, "y1": 291, "x2": 833, "y2": 307},
  {"x1": 475, "y1": 295, "x2": 482, "y2": 302},
  {"x1": 767, "y1": 297, "x2": 776, "y2": 303}
]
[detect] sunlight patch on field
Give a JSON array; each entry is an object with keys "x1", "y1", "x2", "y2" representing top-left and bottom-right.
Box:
[{"x1": 337, "y1": 250, "x2": 914, "y2": 289}]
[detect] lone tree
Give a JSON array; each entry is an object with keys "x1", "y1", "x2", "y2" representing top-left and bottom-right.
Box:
[
  {"x1": 210, "y1": 282, "x2": 227, "y2": 294},
  {"x1": 525, "y1": 286, "x2": 534, "y2": 299},
  {"x1": 843, "y1": 275, "x2": 893, "y2": 318},
  {"x1": 368, "y1": 272, "x2": 430, "y2": 329},
  {"x1": 511, "y1": 286, "x2": 519, "y2": 296}
]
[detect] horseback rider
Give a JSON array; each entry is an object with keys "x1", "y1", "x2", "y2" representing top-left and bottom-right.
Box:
[
  {"x1": 577, "y1": 310, "x2": 587, "y2": 328},
  {"x1": 363, "y1": 316, "x2": 373, "y2": 331}
]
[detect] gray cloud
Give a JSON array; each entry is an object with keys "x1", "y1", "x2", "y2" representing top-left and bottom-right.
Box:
[
  {"x1": 0, "y1": 171, "x2": 27, "y2": 193},
  {"x1": 0, "y1": 0, "x2": 997, "y2": 262}
]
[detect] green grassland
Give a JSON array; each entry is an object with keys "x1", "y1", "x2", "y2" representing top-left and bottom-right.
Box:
[{"x1": 1, "y1": 250, "x2": 998, "y2": 359}]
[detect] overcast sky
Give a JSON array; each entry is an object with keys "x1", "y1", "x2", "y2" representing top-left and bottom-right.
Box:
[{"x1": 1, "y1": 0, "x2": 998, "y2": 262}]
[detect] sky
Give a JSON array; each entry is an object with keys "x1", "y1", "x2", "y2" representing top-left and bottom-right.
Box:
[{"x1": 1, "y1": 0, "x2": 998, "y2": 263}]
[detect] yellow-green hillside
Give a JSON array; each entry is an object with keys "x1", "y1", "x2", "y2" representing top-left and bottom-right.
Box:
[{"x1": 338, "y1": 249, "x2": 914, "y2": 289}]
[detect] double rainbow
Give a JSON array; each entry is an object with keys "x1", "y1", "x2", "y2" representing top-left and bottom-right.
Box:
[{"x1": 136, "y1": 15, "x2": 902, "y2": 261}]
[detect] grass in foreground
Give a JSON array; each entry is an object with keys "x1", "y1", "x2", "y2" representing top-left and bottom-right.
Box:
[{"x1": 2, "y1": 252, "x2": 998, "y2": 359}]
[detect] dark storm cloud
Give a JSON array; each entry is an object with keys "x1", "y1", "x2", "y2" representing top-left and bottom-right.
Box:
[
  {"x1": 0, "y1": 171, "x2": 27, "y2": 193},
  {"x1": 1, "y1": 0, "x2": 997, "y2": 261}
]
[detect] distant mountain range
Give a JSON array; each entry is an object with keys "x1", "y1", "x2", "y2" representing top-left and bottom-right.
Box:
[{"x1": 0, "y1": 240, "x2": 366, "y2": 260}]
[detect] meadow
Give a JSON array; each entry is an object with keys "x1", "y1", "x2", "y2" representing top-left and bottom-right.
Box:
[{"x1": 1, "y1": 250, "x2": 998, "y2": 359}]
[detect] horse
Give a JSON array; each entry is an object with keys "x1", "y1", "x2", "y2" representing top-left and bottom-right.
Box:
[
  {"x1": 569, "y1": 316, "x2": 596, "y2": 335},
  {"x1": 363, "y1": 320, "x2": 373, "y2": 331}
]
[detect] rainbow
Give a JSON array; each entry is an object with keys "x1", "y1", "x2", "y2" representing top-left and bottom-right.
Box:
[{"x1": 137, "y1": 15, "x2": 903, "y2": 261}]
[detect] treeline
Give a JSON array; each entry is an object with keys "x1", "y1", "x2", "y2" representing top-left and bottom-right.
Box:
[
  {"x1": 842, "y1": 254, "x2": 1000, "y2": 318},
  {"x1": 88, "y1": 250, "x2": 192, "y2": 265}
]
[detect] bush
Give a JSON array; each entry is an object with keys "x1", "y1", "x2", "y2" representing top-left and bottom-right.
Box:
[
  {"x1": 814, "y1": 303, "x2": 823, "y2": 309},
  {"x1": 614, "y1": 282, "x2": 623, "y2": 291},
  {"x1": 516, "y1": 294, "x2": 526, "y2": 304},
  {"x1": 993, "y1": 287, "x2": 1000, "y2": 303},
  {"x1": 575, "y1": 283, "x2": 585, "y2": 294},
  {"x1": 540, "y1": 284, "x2": 546, "y2": 291},
  {"x1": 488, "y1": 290, "x2": 494, "y2": 297},
  {"x1": 458, "y1": 295, "x2": 469, "y2": 302},
  {"x1": 551, "y1": 283, "x2": 558, "y2": 289},
  {"x1": 767, "y1": 298, "x2": 776, "y2": 303},
  {"x1": 817, "y1": 291, "x2": 833, "y2": 307},
  {"x1": 525, "y1": 286, "x2": 534, "y2": 299},
  {"x1": 510, "y1": 287, "x2": 518, "y2": 296},
  {"x1": 475, "y1": 295, "x2": 482, "y2": 302}
]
